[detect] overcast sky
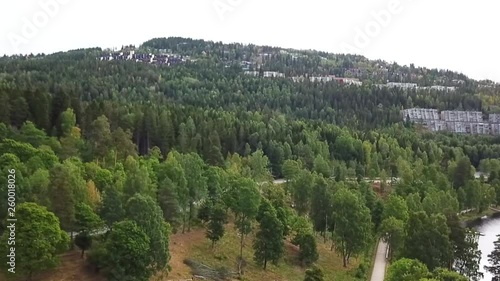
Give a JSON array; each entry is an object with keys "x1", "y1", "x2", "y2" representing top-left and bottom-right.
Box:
[{"x1": 1, "y1": 0, "x2": 499, "y2": 82}]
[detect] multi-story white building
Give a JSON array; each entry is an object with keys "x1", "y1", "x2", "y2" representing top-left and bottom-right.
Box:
[
  {"x1": 337, "y1": 78, "x2": 363, "y2": 86},
  {"x1": 489, "y1": 114, "x2": 500, "y2": 123},
  {"x1": 402, "y1": 108, "x2": 440, "y2": 122},
  {"x1": 309, "y1": 75, "x2": 336, "y2": 83},
  {"x1": 425, "y1": 120, "x2": 447, "y2": 132},
  {"x1": 244, "y1": 71, "x2": 285, "y2": 78},
  {"x1": 469, "y1": 123, "x2": 490, "y2": 135},
  {"x1": 386, "y1": 82, "x2": 418, "y2": 89},
  {"x1": 244, "y1": 71, "x2": 259, "y2": 76},
  {"x1": 402, "y1": 108, "x2": 500, "y2": 135},
  {"x1": 427, "y1": 85, "x2": 456, "y2": 92},
  {"x1": 446, "y1": 122, "x2": 468, "y2": 133},
  {"x1": 291, "y1": 76, "x2": 306, "y2": 83},
  {"x1": 263, "y1": 71, "x2": 285, "y2": 78},
  {"x1": 441, "y1": 111, "x2": 483, "y2": 122},
  {"x1": 491, "y1": 124, "x2": 500, "y2": 135},
  {"x1": 430, "y1": 85, "x2": 447, "y2": 91}
]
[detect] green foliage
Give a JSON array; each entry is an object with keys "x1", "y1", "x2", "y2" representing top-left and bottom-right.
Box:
[
  {"x1": 206, "y1": 203, "x2": 227, "y2": 247},
  {"x1": 292, "y1": 233, "x2": 319, "y2": 267},
  {"x1": 75, "y1": 202, "x2": 103, "y2": 232},
  {"x1": 0, "y1": 203, "x2": 69, "y2": 279},
  {"x1": 380, "y1": 216, "x2": 405, "y2": 261},
  {"x1": 485, "y1": 234, "x2": 500, "y2": 280},
  {"x1": 310, "y1": 175, "x2": 335, "y2": 240},
  {"x1": 2, "y1": 38, "x2": 500, "y2": 281},
  {"x1": 99, "y1": 186, "x2": 125, "y2": 229},
  {"x1": 383, "y1": 194, "x2": 409, "y2": 223},
  {"x1": 331, "y1": 188, "x2": 372, "y2": 267},
  {"x1": 75, "y1": 231, "x2": 92, "y2": 258},
  {"x1": 403, "y1": 212, "x2": 452, "y2": 270},
  {"x1": 229, "y1": 177, "x2": 260, "y2": 274},
  {"x1": 177, "y1": 152, "x2": 208, "y2": 232},
  {"x1": 291, "y1": 169, "x2": 314, "y2": 215},
  {"x1": 253, "y1": 199, "x2": 284, "y2": 269},
  {"x1": 386, "y1": 258, "x2": 429, "y2": 281},
  {"x1": 304, "y1": 265, "x2": 324, "y2": 281},
  {"x1": 125, "y1": 194, "x2": 171, "y2": 271},
  {"x1": 105, "y1": 220, "x2": 152, "y2": 281}
]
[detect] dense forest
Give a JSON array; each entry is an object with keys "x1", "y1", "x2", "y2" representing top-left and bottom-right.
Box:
[{"x1": 1, "y1": 37, "x2": 500, "y2": 281}]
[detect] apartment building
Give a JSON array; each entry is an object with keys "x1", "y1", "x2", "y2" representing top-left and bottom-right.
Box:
[
  {"x1": 309, "y1": 75, "x2": 336, "y2": 83},
  {"x1": 336, "y1": 77, "x2": 363, "y2": 86},
  {"x1": 244, "y1": 71, "x2": 259, "y2": 76},
  {"x1": 425, "y1": 120, "x2": 447, "y2": 132},
  {"x1": 386, "y1": 82, "x2": 418, "y2": 89},
  {"x1": 401, "y1": 108, "x2": 500, "y2": 135},
  {"x1": 402, "y1": 108, "x2": 440, "y2": 122},
  {"x1": 263, "y1": 71, "x2": 285, "y2": 78},
  {"x1": 441, "y1": 111, "x2": 483, "y2": 122},
  {"x1": 429, "y1": 86, "x2": 456, "y2": 92},
  {"x1": 469, "y1": 123, "x2": 491, "y2": 135},
  {"x1": 446, "y1": 122, "x2": 468, "y2": 133},
  {"x1": 489, "y1": 114, "x2": 500, "y2": 123},
  {"x1": 245, "y1": 71, "x2": 285, "y2": 78},
  {"x1": 491, "y1": 124, "x2": 500, "y2": 135}
]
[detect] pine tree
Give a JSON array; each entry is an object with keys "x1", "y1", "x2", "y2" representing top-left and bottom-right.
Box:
[
  {"x1": 99, "y1": 186, "x2": 125, "y2": 230},
  {"x1": 485, "y1": 234, "x2": 500, "y2": 281},
  {"x1": 304, "y1": 265, "x2": 324, "y2": 281},
  {"x1": 292, "y1": 233, "x2": 319, "y2": 267},
  {"x1": 206, "y1": 203, "x2": 227, "y2": 248},
  {"x1": 253, "y1": 200, "x2": 284, "y2": 270}
]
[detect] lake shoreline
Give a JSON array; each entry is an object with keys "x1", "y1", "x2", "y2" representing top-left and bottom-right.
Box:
[
  {"x1": 462, "y1": 210, "x2": 500, "y2": 228},
  {"x1": 470, "y1": 214, "x2": 500, "y2": 280}
]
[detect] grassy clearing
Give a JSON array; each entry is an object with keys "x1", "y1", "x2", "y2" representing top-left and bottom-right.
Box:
[
  {"x1": 186, "y1": 225, "x2": 360, "y2": 281},
  {"x1": 4, "y1": 225, "x2": 371, "y2": 281}
]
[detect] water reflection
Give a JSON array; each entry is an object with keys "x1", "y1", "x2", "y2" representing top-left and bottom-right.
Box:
[{"x1": 469, "y1": 214, "x2": 500, "y2": 281}]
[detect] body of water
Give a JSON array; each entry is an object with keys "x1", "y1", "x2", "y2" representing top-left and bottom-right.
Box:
[{"x1": 470, "y1": 214, "x2": 500, "y2": 280}]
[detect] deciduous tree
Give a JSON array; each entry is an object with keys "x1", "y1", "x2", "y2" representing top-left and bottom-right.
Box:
[{"x1": 0, "y1": 203, "x2": 69, "y2": 280}]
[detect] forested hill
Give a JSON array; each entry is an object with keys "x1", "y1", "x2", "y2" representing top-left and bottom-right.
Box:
[
  {"x1": 0, "y1": 37, "x2": 499, "y2": 161},
  {"x1": 1, "y1": 37, "x2": 500, "y2": 280}
]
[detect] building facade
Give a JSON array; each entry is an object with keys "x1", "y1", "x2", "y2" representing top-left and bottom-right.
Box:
[{"x1": 402, "y1": 108, "x2": 500, "y2": 135}]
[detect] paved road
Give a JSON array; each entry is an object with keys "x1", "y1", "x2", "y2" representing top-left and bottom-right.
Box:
[
  {"x1": 67, "y1": 227, "x2": 109, "y2": 237},
  {"x1": 370, "y1": 239, "x2": 388, "y2": 281}
]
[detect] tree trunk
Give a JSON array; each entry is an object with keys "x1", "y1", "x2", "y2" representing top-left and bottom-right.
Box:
[
  {"x1": 343, "y1": 255, "x2": 347, "y2": 267},
  {"x1": 324, "y1": 214, "x2": 328, "y2": 243},
  {"x1": 263, "y1": 258, "x2": 267, "y2": 270},
  {"x1": 238, "y1": 230, "x2": 244, "y2": 276},
  {"x1": 330, "y1": 231, "x2": 335, "y2": 251},
  {"x1": 188, "y1": 202, "x2": 193, "y2": 232},
  {"x1": 81, "y1": 249, "x2": 85, "y2": 258},
  {"x1": 70, "y1": 231, "x2": 74, "y2": 250},
  {"x1": 182, "y1": 213, "x2": 186, "y2": 234}
]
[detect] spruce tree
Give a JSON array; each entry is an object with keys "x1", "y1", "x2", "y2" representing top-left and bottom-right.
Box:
[
  {"x1": 206, "y1": 203, "x2": 227, "y2": 248},
  {"x1": 253, "y1": 200, "x2": 284, "y2": 269}
]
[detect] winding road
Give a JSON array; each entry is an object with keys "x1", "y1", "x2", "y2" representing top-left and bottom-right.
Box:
[{"x1": 370, "y1": 239, "x2": 388, "y2": 281}]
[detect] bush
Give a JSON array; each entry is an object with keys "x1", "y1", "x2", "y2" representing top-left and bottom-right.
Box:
[
  {"x1": 86, "y1": 242, "x2": 108, "y2": 273},
  {"x1": 354, "y1": 262, "x2": 368, "y2": 279}
]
